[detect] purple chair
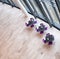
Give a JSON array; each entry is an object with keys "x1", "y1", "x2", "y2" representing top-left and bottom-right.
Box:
[
  {"x1": 25, "y1": 18, "x2": 37, "y2": 28},
  {"x1": 43, "y1": 33, "x2": 54, "y2": 45},
  {"x1": 36, "y1": 23, "x2": 47, "y2": 34}
]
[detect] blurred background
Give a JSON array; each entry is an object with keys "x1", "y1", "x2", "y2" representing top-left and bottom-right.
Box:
[{"x1": 0, "y1": 0, "x2": 60, "y2": 30}]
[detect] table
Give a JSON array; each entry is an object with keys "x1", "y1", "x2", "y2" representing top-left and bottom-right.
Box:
[{"x1": 0, "y1": 2, "x2": 60, "y2": 59}]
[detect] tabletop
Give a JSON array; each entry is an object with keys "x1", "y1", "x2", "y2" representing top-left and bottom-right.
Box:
[{"x1": 0, "y1": 2, "x2": 60, "y2": 59}]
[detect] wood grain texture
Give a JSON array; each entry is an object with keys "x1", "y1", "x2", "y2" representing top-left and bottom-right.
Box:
[{"x1": 0, "y1": 2, "x2": 60, "y2": 59}]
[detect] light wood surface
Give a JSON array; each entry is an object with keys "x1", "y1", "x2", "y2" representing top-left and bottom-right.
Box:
[{"x1": 0, "y1": 2, "x2": 60, "y2": 59}]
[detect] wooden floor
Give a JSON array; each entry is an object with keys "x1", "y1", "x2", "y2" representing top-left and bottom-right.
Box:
[{"x1": 0, "y1": 2, "x2": 60, "y2": 59}]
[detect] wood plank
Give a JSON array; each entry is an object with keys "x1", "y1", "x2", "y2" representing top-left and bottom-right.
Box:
[{"x1": 0, "y1": 3, "x2": 60, "y2": 59}]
